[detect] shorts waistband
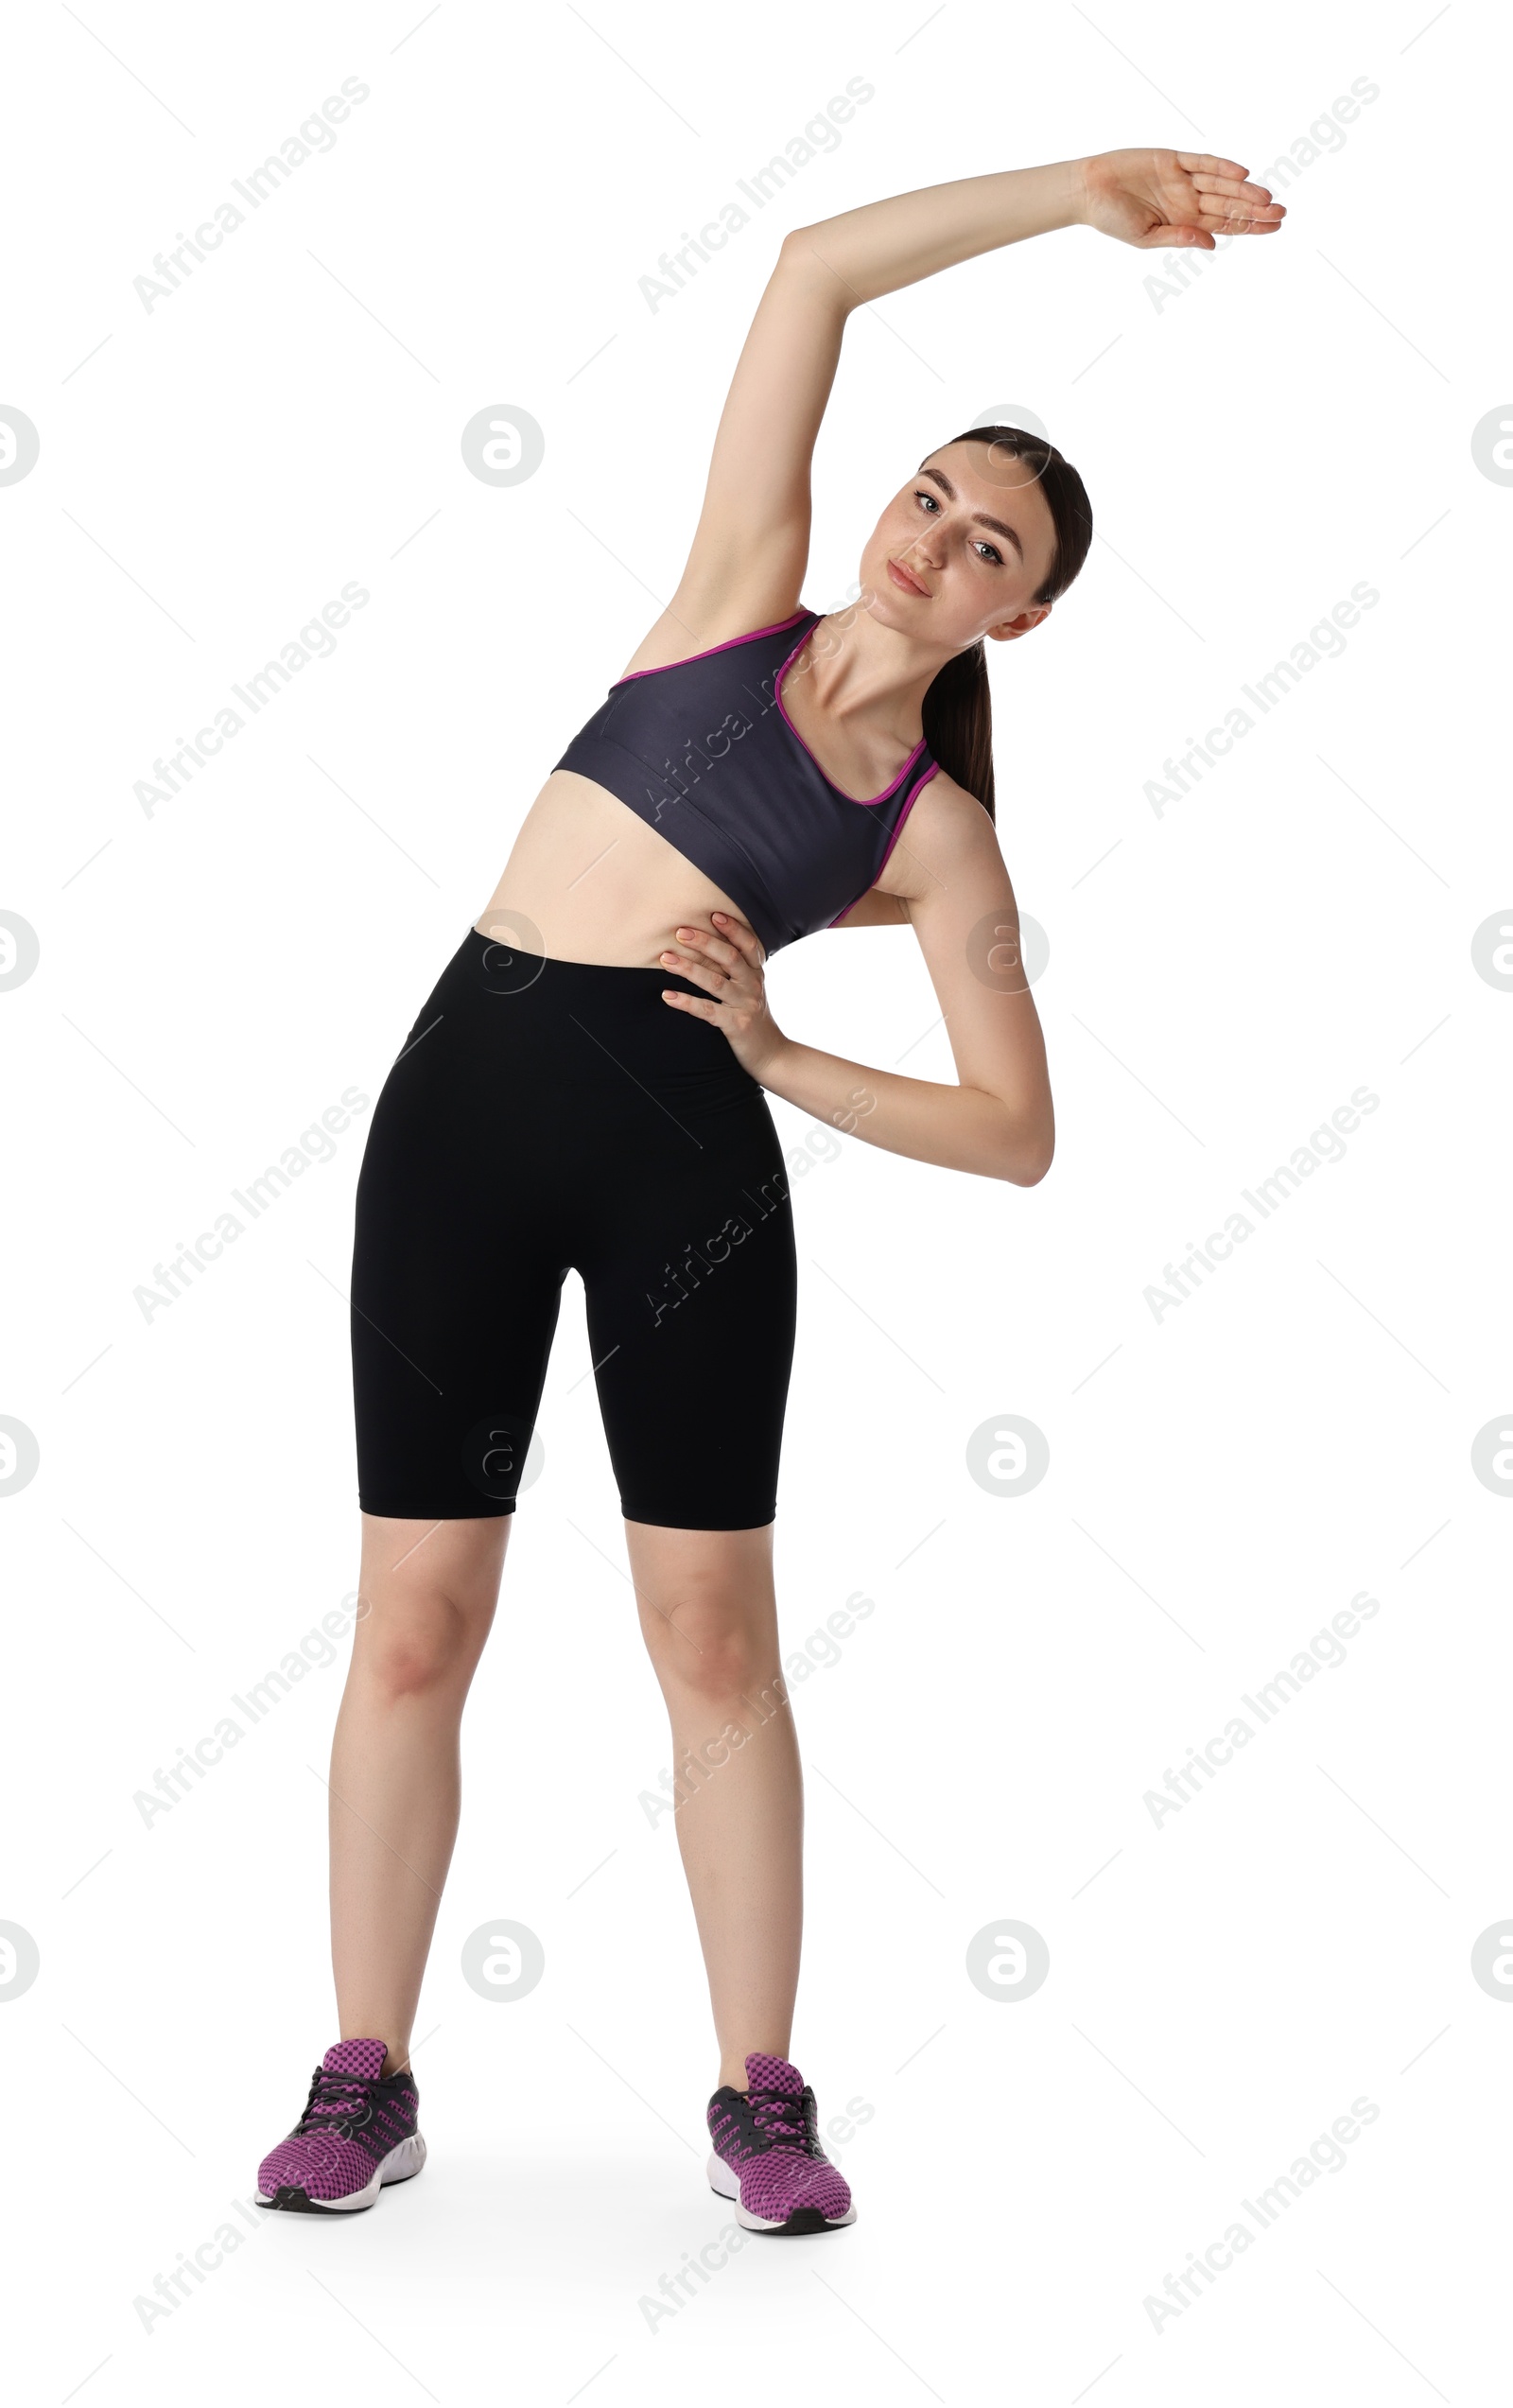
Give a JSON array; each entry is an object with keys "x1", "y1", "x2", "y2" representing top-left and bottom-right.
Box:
[
  {"x1": 443, "y1": 925, "x2": 757, "y2": 1089},
  {"x1": 462, "y1": 925, "x2": 700, "y2": 994}
]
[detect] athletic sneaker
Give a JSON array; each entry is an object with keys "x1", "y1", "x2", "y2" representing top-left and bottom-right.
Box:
[
  {"x1": 706, "y1": 2050, "x2": 856, "y2": 2233},
  {"x1": 256, "y1": 2037, "x2": 426, "y2": 2214}
]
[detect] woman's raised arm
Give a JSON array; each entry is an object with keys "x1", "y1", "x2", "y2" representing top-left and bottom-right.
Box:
[
  {"x1": 625, "y1": 151, "x2": 1279, "y2": 679},
  {"x1": 617, "y1": 240, "x2": 851, "y2": 676}
]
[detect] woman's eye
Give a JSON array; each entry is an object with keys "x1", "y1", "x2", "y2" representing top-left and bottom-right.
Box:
[
  {"x1": 913, "y1": 490, "x2": 938, "y2": 511},
  {"x1": 976, "y1": 541, "x2": 1003, "y2": 566}
]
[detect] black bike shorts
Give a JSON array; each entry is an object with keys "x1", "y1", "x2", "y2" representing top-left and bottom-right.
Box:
[{"x1": 351, "y1": 928, "x2": 797, "y2": 1529}]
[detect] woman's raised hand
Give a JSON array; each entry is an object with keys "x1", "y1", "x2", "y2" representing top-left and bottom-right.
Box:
[{"x1": 1077, "y1": 148, "x2": 1286, "y2": 251}]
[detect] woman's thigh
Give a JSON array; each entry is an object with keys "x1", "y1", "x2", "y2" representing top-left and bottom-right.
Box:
[
  {"x1": 581, "y1": 1091, "x2": 798, "y2": 1534},
  {"x1": 349, "y1": 935, "x2": 570, "y2": 1523}
]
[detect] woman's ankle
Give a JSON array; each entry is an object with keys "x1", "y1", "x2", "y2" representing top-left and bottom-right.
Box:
[{"x1": 717, "y1": 2044, "x2": 791, "y2": 2091}]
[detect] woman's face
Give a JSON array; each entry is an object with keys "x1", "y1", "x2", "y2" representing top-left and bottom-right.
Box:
[{"x1": 860, "y1": 438, "x2": 1060, "y2": 653}]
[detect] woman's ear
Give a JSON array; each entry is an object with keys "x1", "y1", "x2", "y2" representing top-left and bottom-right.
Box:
[{"x1": 986, "y1": 603, "x2": 1052, "y2": 644}]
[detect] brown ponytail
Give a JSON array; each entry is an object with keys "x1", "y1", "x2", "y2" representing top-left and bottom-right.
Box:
[{"x1": 919, "y1": 427, "x2": 1093, "y2": 822}]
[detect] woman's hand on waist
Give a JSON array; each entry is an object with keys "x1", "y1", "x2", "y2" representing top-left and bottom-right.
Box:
[
  {"x1": 662, "y1": 905, "x2": 1049, "y2": 1183},
  {"x1": 660, "y1": 914, "x2": 790, "y2": 1083}
]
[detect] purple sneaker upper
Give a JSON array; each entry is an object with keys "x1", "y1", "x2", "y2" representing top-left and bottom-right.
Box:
[
  {"x1": 258, "y1": 2038, "x2": 420, "y2": 2204},
  {"x1": 707, "y1": 2050, "x2": 853, "y2": 2225}
]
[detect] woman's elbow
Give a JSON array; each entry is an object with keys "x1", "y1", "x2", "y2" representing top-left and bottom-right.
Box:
[
  {"x1": 963, "y1": 1091, "x2": 1052, "y2": 1184},
  {"x1": 777, "y1": 224, "x2": 852, "y2": 305},
  {"x1": 1000, "y1": 1111, "x2": 1054, "y2": 1186},
  {"x1": 1001, "y1": 1139, "x2": 1052, "y2": 1187}
]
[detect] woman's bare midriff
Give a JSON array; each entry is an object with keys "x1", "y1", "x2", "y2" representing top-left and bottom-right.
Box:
[{"x1": 473, "y1": 769, "x2": 756, "y2": 969}]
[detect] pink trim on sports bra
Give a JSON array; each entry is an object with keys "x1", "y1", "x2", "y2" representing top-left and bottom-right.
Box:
[
  {"x1": 610, "y1": 606, "x2": 810, "y2": 689},
  {"x1": 825, "y1": 762, "x2": 942, "y2": 927},
  {"x1": 773, "y1": 619, "x2": 929, "y2": 808}
]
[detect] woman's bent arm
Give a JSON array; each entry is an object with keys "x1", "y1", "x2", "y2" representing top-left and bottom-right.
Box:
[
  {"x1": 663, "y1": 779, "x2": 1055, "y2": 1186},
  {"x1": 757, "y1": 1035, "x2": 1052, "y2": 1187}
]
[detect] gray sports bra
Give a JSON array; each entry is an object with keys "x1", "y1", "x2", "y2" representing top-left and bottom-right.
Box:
[{"x1": 553, "y1": 606, "x2": 940, "y2": 956}]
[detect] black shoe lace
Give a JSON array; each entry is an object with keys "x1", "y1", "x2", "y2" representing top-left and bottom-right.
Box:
[
  {"x1": 747, "y1": 2085, "x2": 808, "y2": 2151},
  {"x1": 295, "y1": 2066, "x2": 377, "y2": 2139}
]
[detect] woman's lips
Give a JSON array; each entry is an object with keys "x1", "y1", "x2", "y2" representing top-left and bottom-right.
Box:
[{"x1": 887, "y1": 557, "x2": 930, "y2": 597}]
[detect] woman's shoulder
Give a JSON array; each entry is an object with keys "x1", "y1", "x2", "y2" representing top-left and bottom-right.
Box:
[
  {"x1": 875, "y1": 765, "x2": 999, "y2": 897},
  {"x1": 898, "y1": 762, "x2": 994, "y2": 842}
]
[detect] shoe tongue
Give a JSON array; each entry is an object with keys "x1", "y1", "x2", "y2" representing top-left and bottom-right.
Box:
[
  {"x1": 322, "y1": 2037, "x2": 387, "y2": 2081},
  {"x1": 745, "y1": 2050, "x2": 802, "y2": 2097}
]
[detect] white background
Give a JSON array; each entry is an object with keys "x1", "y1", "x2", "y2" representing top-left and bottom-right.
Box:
[{"x1": 4, "y1": 2, "x2": 1508, "y2": 2400}]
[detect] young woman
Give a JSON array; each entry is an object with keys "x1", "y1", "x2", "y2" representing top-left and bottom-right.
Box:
[{"x1": 256, "y1": 148, "x2": 1282, "y2": 2231}]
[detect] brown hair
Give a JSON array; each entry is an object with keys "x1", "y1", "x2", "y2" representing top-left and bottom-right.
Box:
[{"x1": 917, "y1": 427, "x2": 1093, "y2": 821}]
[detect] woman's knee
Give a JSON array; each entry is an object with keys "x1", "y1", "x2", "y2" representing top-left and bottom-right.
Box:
[
  {"x1": 639, "y1": 1585, "x2": 778, "y2": 1703},
  {"x1": 351, "y1": 1516, "x2": 504, "y2": 1698},
  {"x1": 354, "y1": 1588, "x2": 489, "y2": 1699}
]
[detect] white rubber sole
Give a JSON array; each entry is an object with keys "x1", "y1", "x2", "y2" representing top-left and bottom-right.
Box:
[
  {"x1": 706, "y1": 2149, "x2": 856, "y2": 2232},
  {"x1": 257, "y1": 2130, "x2": 426, "y2": 2213}
]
